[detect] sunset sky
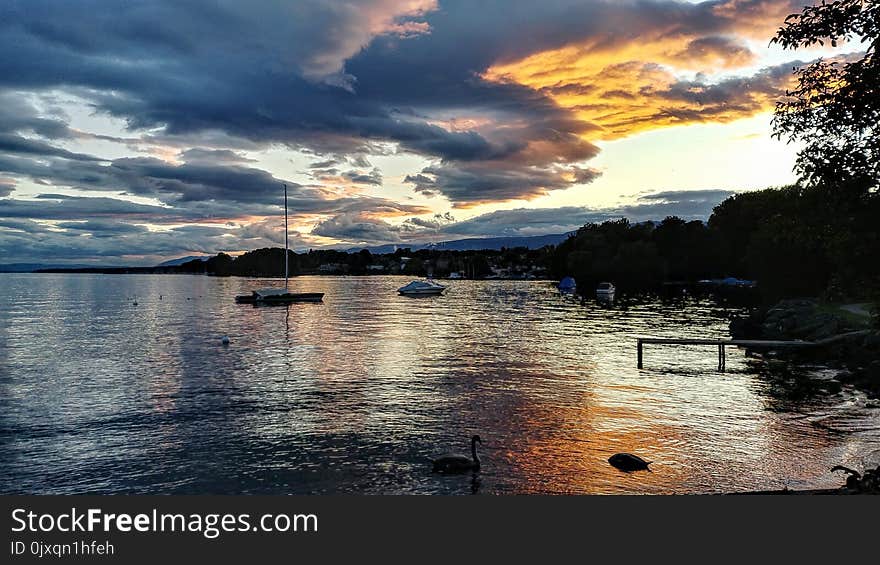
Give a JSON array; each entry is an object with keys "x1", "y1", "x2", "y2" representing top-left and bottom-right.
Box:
[{"x1": 0, "y1": 0, "x2": 850, "y2": 265}]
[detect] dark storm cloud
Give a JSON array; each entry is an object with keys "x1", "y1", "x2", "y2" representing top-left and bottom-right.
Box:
[
  {"x1": 312, "y1": 212, "x2": 415, "y2": 244},
  {"x1": 438, "y1": 206, "x2": 608, "y2": 237},
  {"x1": 0, "y1": 133, "x2": 105, "y2": 162},
  {"x1": 308, "y1": 164, "x2": 384, "y2": 186},
  {"x1": 437, "y1": 189, "x2": 736, "y2": 237},
  {"x1": 55, "y1": 220, "x2": 150, "y2": 237},
  {"x1": 635, "y1": 189, "x2": 735, "y2": 203},
  {"x1": 107, "y1": 157, "x2": 303, "y2": 203},
  {"x1": 672, "y1": 36, "x2": 756, "y2": 67},
  {"x1": 0, "y1": 222, "x2": 278, "y2": 265},
  {"x1": 178, "y1": 148, "x2": 256, "y2": 164},
  {"x1": 309, "y1": 158, "x2": 343, "y2": 169},
  {"x1": 0, "y1": 92, "x2": 75, "y2": 139},
  {"x1": 0, "y1": 217, "x2": 47, "y2": 233},
  {"x1": 0, "y1": 202, "x2": 315, "y2": 265},
  {"x1": 620, "y1": 188, "x2": 735, "y2": 219},
  {"x1": 0, "y1": 194, "x2": 191, "y2": 222},
  {"x1": 405, "y1": 163, "x2": 602, "y2": 206},
  {"x1": 649, "y1": 59, "x2": 803, "y2": 113},
  {"x1": 0, "y1": 92, "x2": 103, "y2": 165},
  {"x1": 0, "y1": 192, "x2": 298, "y2": 229},
  {"x1": 341, "y1": 168, "x2": 383, "y2": 185},
  {"x1": 0, "y1": 178, "x2": 13, "y2": 197},
  {"x1": 0, "y1": 145, "x2": 337, "y2": 211},
  {"x1": 0, "y1": 190, "x2": 427, "y2": 227}
]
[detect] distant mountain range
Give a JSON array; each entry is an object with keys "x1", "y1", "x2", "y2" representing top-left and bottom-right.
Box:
[
  {"x1": 0, "y1": 263, "x2": 97, "y2": 272},
  {"x1": 346, "y1": 232, "x2": 572, "y2": 254},
  {"x1": 0, "y1": 258, "x2": 208, "y2": 272},
  {"x1": 155, "y1": 255, "x2": 210, "y2": 267}
]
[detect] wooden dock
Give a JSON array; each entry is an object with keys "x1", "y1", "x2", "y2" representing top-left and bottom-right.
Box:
[{"x1": 636, "y1": 337, "x2": 815, "y2": 371}]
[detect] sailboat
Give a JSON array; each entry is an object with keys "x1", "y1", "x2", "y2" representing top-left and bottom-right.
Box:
[{"x1": 235, "y1": 184, "x2": 324, "y2": 304}]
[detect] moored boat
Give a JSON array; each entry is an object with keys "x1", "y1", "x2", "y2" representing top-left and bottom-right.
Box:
[
  {"x1": 398, "y1": 279, "x2": 446, "y2": 296},
  {"x1": 234, "y1": 183, "x2": 323, "y2": 305},
  {"x1": 596, "y1": 281, "x2": 615, "y2": 298},
  {"x1": 235, "y1": 288, "x2": 324, "y2": 304},
  {"x1": 558, "y1": 276, "x2": 577, "y2": 294}
]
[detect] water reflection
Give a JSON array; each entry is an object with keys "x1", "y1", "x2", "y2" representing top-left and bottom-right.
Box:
[{"x1": 0, "y1": 274, "x2": 877, "y2": 494}]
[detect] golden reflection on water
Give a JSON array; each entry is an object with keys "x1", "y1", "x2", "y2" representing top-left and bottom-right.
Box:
[{"x1": 1, "y1": 274, "x2": 878, "y2": 494}]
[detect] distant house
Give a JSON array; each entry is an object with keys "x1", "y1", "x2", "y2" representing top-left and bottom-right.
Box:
[
  {"x1": 318, "y1": 263, "x2": 346, "y2": 273},
  {"x1": 367, "y1": 264, "x2": 385, "y2": 272}
]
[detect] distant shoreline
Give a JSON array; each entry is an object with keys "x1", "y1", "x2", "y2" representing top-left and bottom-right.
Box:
[{"x1": 3, "y1": 270, "x2": 552, "y2": 281}]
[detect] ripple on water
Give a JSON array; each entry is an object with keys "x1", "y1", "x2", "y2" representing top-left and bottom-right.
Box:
[{"x1": 1, "y1": 274, "x2": 878, "y2": 494}]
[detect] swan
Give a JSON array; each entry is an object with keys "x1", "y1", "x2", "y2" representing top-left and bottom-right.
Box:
[
  {"x1": 608, "y1": 453, "x2": 652, "y2": 471},
  {"x1": 433, "y1": 435, "x2": 481, "y2": 474}
]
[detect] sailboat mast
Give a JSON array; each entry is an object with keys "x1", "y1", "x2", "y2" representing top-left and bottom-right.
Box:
[{"x1": 283, "y1": 183, "x2": 289, "y2": 290}]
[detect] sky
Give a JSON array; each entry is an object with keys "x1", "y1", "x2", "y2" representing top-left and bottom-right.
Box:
[{"x1": 0, "y1": 0, "x2": 848, "y2": 265}]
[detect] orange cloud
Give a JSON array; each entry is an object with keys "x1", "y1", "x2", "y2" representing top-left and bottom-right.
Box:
[
  {"x1": 486, "y1": 63, "x2": 794, "y2": 141},
  {"x1": 482, "y1": 0, "x2": 808, "y2": 140}
]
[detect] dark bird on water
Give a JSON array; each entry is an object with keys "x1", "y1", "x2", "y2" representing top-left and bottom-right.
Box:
[
  {"x1": 433, "y1": 435, "x2": 481, "y2": 474},
  {"x1": 609, "y1": 453, "x2": 652, "y2": 472},
  {"x1": 831, "y1": 465, "x2": 863, "y2": 489}
]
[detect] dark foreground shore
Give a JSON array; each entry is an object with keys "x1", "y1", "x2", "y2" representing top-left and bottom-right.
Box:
[
  {"x1": 738, "y1": 462, "x2": 880, "y2": 495},
  {"x1": 731, "y1": 299, "x2": 880, "y2": 398}
]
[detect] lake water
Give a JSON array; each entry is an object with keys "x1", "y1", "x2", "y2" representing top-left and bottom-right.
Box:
[{"x1": 1, "y1": 274, "x2": 878, "y2": 494}]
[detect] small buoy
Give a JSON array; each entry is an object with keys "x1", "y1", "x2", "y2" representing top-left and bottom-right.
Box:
[
  {"x1": 133, "y1": 301, "x2": 138, "y2": 306},
  {"x1": 221, "y1": 335, "x2": 230, "y2": 345}
]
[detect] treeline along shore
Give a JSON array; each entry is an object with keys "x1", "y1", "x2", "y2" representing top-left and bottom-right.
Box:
[{"x1": 38, "y1": 246, "x2": 552, "y2": 281}]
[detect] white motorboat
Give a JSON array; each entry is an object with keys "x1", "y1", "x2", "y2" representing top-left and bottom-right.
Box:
[
  {"x1": 398, "y1": 279, "x2": 447, "y2": 296},
  {"x1": 596, "y1": 282, "x2": 615, "y2": 298}
]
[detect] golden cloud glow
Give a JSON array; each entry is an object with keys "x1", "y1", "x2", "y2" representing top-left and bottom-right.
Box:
[{"x1": 483, "y1": 3, "x2": 801, "y2": 140}]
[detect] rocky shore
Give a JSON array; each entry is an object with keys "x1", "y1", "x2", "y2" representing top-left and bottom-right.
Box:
[{"x1": 731, "y1": 299, "x2": 880, "y2": 398}]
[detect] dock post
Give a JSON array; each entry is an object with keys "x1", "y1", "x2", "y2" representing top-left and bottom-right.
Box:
[
  {"x1": 718, "y1": 343, "x2": 726, "y2": 372},
  {"x1": 637, "y1": 339, "x2": 643, "y2": 369}
]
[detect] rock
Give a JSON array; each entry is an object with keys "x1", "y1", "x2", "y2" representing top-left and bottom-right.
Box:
[
  {"x1": 844, "y1": 361, "x2": 880, "y2": 399},
  {"x1": 801, "y1": 316, "x2": 840, "y2": 340},
  {"x1": 751, "y1": 300, "x2": 880, "y2": 397},
  {"x1": 861, "y1": 331, "x2": 880, "y2": 351},
  {"x1": 730, "y1": 314, "x2": 762, "y2": 339}
]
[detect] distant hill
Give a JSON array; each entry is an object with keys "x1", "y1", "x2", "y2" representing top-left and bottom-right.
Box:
[
  {"x1": 348, "y1": 232, "x2": 572, "y2": 254},
  {"x1": 0, "y1": 263, "x2": 95, "y2": 272},
  {"x1": 156, "y1": 255, "x2": 210, "y2": 267}
]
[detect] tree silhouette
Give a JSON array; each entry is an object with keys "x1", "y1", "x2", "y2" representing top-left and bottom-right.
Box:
[{"x1": 772, "y1": 0, "x2": 879, "y2": 195}]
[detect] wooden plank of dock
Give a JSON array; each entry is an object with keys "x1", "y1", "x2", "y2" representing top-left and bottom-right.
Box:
[
  {"x1": 636, "y1": 330, "x2": 870, "y2": 370},
  {"x1": 636, "y1": 337, "x2": 815, "y2": 371},
  {"x1": 637, "y1": 337, "x2": 813, "y2": 347}
]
